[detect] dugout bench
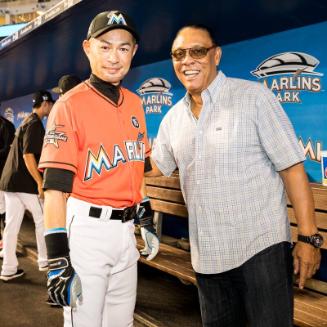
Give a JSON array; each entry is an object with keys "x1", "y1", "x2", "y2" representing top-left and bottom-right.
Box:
[{"x1": 135, "y1": 175, "x2": 327, "y2": 327}]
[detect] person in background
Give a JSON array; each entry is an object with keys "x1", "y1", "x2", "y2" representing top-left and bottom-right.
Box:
[
  {"x1": 0, "y1": 90, "x2": 54, "y2": 281},
  {"x1": 147, "y1": 25, "x2": 322, "y2": 327},
  {"x1": 0, "y1": 108, "x2": 15, "y2": 251},
  {"x1": 52, "y1": 74, "x2": 82, "y2": 97}
]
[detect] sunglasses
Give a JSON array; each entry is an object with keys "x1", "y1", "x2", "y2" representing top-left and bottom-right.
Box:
[{"x1": 171, "y1": 45, "x2": 216, "y2": 61}]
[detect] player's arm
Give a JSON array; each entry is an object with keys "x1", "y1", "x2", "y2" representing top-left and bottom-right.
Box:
[
  {"x1": 43, "y1": 167, "x2": 74, "y2": 228},
  {"x1": 44, "y1": 189, "x2": 67, "y2": 228},
  {"x1": 144, "y1": 157, "x2": 163, "y2": 177},
  {"x1": 279, "y1": 163, "x2": 321, "y2": 289},
  {"x1": 42, "y1": 168, "x2": 81, "y2": 307},
  {"x1": 23, "y1": 153, "x2": 44, "y2": 198}
]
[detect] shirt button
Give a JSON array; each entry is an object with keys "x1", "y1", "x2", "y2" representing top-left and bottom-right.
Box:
[
  {"x1": 198, "y1": 155, "x2": 201, "y2": 159},
  {"x1": 199, "y1": 130, "x2": 203, "y2": 135},
  {"x1": 198, "y1": 205, "x2": 202, "y2": 210},
  {"x1": 196, "y1": 180, "x2": 200, "y2": 185}
]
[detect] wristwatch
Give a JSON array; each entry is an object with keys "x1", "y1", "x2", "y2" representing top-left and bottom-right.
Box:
[{"x1": 298, "y1": 233, "x2": 324, "y2": 248}]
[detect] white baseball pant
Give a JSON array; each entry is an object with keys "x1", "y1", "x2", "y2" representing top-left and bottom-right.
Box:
[
  {"x1": 1, "y1": 192, "x2": 48, "y2": 275},
  {"x1": 63, "y1": 197, "x2": 140, "y2": 327}
]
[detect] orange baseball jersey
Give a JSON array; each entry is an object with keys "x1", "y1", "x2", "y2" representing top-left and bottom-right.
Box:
[{"x1": 39, "y1": 82, "x2": 150, "y2": 207}]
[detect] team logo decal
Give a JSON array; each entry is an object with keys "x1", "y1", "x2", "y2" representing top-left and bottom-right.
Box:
[
  {"x1": 251, "y1": 52, "x2": 323, "y2": 103},
  {"x1": 298, "y1": 137, "x2": 323, "y2": 163},
  {"x1": 131, "y1": 116, "x2": 139, "y2": 128},
  {"x1": 44, "y1": 124, "x2": 68, "y2": 148},
  {"x1": 17, "y1": 111, "x2": 29, "y2": 121},
  {"x1": 84, "y1": 142, "x2": 145, "y2": 181},
  {"x1": 107, "y1": 12, "x2": 127, "y2": 25},
  {"x1": 137, "y1": 132, "x2": 144, "y2": 142},
  {"x1": 137, "y1": 77, "x2": 173, "y2": 114}
]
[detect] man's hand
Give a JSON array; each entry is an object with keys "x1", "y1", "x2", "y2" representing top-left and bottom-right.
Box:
[
  {"x1": 138, "y1": 199, "x2": 160, "y2": 261},
  {"x1": 293, "y1": 242, "x2": 321, "y2": 289},
  {"x1": 37, "y1": 182, "x2": 44, "y2": 199},
  {"x1": 47, "y1": 256, "x2": 82, "y2": 307}
]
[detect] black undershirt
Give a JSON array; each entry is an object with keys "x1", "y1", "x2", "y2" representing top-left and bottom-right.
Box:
[{"x1": 89, "y1": 74, "x2": 120, "y2": 105}]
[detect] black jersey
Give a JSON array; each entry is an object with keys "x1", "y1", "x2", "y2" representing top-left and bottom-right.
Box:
[{"x1": 0, "y1": 113, "x2": 44, "y2": 194}]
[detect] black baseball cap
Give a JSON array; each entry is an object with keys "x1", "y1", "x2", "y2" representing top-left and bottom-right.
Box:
[
  {"x1": 32, "y1": 90, "x2": 55, "y2": 107},
  {"x1": 52, "y1": 75, "x2": 81, "y2": 94},
  {"x1": 87, "y1": 10, "x2": 139, "y2": 42}
]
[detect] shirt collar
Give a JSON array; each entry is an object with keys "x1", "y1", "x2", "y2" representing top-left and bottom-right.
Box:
[{"x1": 182, "y1": 71, "x2": 226, "y2": 108}]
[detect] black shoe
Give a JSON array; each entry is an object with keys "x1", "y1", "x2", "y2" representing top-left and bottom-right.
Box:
[
  {"x1": 0, "y1": 269, "x2": 25, "y2": 281},
  {"x1": 46, "y1": 296, "x2": 62, "y2": 307}
]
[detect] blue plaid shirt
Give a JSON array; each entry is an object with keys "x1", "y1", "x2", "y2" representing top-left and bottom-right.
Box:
[{"x1": 152, "y1": 72, "x2": 305, "y2": 274}]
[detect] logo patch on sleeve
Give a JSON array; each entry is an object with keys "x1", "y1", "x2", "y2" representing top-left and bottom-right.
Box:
[
  {"x1": 44, "y1": 124, "x2": 68, "y2": 148},
  {"x1": 131, "y1": 116, "x2": 139, "y2": 128}
]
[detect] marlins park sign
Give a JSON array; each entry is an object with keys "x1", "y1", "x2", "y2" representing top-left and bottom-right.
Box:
[{"x1": 251, "y1": 52, "x2": 323, "y2": 103}]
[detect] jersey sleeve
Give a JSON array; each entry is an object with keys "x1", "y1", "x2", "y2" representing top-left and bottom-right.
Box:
[
  {"x1": 23, "y1": 121, "x2": 44, "y2": 155},
  {"x1": 38, "y1": 100, "x2": 78, "y2": 174}
]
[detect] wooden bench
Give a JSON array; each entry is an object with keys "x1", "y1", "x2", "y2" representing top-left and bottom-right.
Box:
[{"x1": 136, "y1": 175, "x2": 327, "y2": 327}]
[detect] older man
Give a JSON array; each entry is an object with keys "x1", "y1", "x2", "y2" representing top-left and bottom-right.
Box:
[{"x1": 147, "y1": 25, "x2": 322, "y2": 327}]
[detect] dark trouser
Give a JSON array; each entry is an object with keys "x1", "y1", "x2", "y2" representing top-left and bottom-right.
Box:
[
  {"x1": 195, "y1": 242, "x2": 293, "y2": 327},
  {"x1": 0, "y1": 213, "x2": 5, "y2": 240}
]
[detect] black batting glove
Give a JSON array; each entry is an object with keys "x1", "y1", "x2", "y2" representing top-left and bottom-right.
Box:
[{"x1": 45, "y1": 229, "x2": 82, "y2": 308}]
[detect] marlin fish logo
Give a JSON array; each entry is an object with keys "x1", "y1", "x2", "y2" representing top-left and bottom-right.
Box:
[{"x1": 107, "y1": 12, "x2": 127, "y2": 25}]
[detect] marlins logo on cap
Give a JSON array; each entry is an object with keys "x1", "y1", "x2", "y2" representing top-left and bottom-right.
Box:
[
  {"x1": 32, "y1": 90, "x2": 55, "y2": 107},
  {"x1": 87, "y1": 10, "x2": 139, "y2": 42},
  {"x1": 107, "y1": 12, "x2": 127, "y2": 25}
]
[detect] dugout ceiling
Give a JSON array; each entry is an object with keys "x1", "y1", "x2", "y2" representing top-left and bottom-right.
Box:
[{"x1": 1, "y1": 0, "x2": 327, "y2": 101}]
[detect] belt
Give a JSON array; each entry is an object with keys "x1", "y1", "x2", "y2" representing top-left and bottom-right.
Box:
[{"x1": 89, "y1": 205, "x2": 137, "y2": 223}]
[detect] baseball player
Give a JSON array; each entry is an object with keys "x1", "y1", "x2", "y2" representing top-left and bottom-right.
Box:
[
  {"x1": 0, "y1": 91, "x2": 54, "y2": 280},
  {"x1": 0, "y1": 112, "x2": 15, "y2": 250},
  {"x1": 39, "y1": 10, "x2": 159, "y2": 327}
]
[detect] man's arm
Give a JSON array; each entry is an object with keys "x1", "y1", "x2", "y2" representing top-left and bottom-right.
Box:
[
  {"x1": 23, "y1": 153, "x2": 44, "y2": 198},
  {"x1": 279, "y1": 162, "x2": 321, "y2": 289},
  {"x1": 144, "y1": 158, "x2": 163, "y2": 177},
  {"x1": 44, "y1": 189, "x2": 67, "y2": 229}
]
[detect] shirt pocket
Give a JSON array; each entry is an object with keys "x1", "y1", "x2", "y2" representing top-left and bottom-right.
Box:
[{"x1": 205, "y1": 110, "x2": 232, "y2": 152}]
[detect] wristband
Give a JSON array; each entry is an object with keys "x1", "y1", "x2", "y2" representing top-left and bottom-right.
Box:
[{"x1": 44, "y1": 228, "x2": 69, "y2": 259}]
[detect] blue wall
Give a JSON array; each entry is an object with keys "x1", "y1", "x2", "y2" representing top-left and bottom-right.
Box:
[
  {"x1": 123, "y1": 21, "x2": 327, "y2": 183},
  {"x1": 1, "y1": 21, "x2": 327, "y2": 280}
]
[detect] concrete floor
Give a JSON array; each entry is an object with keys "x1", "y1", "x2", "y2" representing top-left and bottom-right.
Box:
[
  {"x1": 0, "y1": 255, "x2": 63, "y2": 327},
  {"x1": 0, "y1": 216, "x2": 202, "y2": 327}
]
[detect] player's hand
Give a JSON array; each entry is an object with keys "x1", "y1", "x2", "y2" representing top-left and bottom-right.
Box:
[
  {"x1": 47, "y1": 256, "x2": 82, "y2": 307},
  {"x1": 140, "y1": 225, "x2": 160, "y2": 260},
  {"x1": 138, "y1": 199, "x2": 160, "y2": 261},
  {"x1": 38, "y1": 182, "x2": 44, "y2": 199},
  {"x1": 293, "y1": 242, "x2": 321, "y2": 289}
]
